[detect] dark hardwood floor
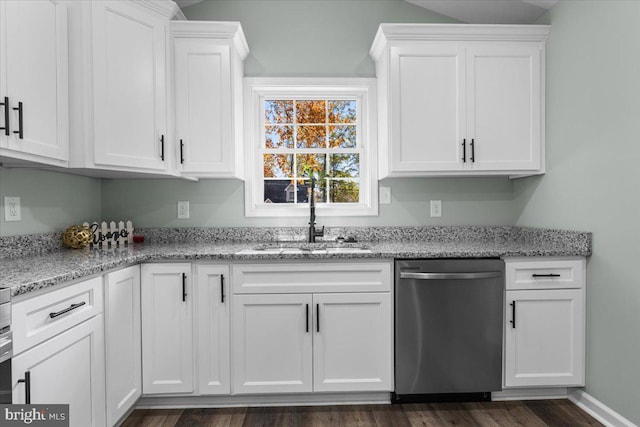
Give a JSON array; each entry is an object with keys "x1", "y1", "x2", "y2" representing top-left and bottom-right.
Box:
[{"x1": 121, "y1": 400, "x2": 603, "y2": 427}]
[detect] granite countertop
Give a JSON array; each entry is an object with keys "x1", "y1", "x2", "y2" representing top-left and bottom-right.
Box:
[{"x1": 1, "y1": 227, "x2": 592, "y2": 298}]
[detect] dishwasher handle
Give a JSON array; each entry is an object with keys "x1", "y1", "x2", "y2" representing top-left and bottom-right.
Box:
[{"x1": 400, "y1": 271, "x2": 502, "y2": 280}]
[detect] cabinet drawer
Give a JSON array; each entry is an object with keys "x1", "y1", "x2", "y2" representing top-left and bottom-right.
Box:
[
  {"x1": 12, "y1": 276, "x2": 103, "y2": 355},
  {"x1": 505, "y1": 258, "x2": 585, "y2": 290},
  {"x1": 232, "y1": 262, "x2": 392, "y2": 294}
]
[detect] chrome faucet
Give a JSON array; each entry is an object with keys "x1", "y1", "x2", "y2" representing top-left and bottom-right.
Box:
[{"x1": 308, "y1": 176, "x2": 324, "y2": 243}]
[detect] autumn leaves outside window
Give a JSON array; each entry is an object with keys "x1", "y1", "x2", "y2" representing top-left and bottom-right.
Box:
[{"x1": 262, "y1": 99, "x2": 360, "y2": 204}]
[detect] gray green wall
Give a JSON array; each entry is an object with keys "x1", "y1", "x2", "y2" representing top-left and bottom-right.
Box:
[
  {"x1": 513, "y1": 1, "x2": 640, "y2": 424},
  {"x1": 100, "y1": 0, "x2": 514, "y2": 228},
  {"x1": 0, "y1": 169, "x2": 102, "y2": 236}
]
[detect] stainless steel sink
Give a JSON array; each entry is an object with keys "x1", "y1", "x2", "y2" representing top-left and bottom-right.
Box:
[{"x1": 235, "y1": 244, "x2": 372, "y2": 255}]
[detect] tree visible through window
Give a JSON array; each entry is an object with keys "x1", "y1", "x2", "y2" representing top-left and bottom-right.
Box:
[{"x1": 262, "y1": 99, "x2": 360, "y2": 205}]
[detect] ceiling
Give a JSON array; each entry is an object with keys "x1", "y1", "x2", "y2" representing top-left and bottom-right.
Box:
[
  {"x1": 405, "y1": 0, "x2": 558, "y2": 24},
  {"x1": 174, "y1": 0, "x2": 559, "y2": 25}
]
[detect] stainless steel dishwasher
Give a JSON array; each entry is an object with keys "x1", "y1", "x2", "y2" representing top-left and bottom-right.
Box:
[{"x1": 394, "y1": 259, "x2": 504, "y2": 402}]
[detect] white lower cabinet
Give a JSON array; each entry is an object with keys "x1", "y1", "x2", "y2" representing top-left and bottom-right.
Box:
[
  {"x1": 104, "y1": 265, "x2": 141, "y2": 426},
  {"x1": 232, "y1": 262, "x2": 393, "y2": 395},
  {"x1": 313, "y1": 293, "x2": 392, "y2": 392},
  {"x1": 233, "y1": 294, "x2": 313, "y2": 394},
  {"x1": 11, "y1": 276, "x2": 105, "y2": 427},
  {"x1": 196, "y1": 264, "x2": 231, "y2": 395},
  {"x1": 503, "y1": 257, "x2": 586, "y2": 388},
  {"x1": 141, "y1": 263, "x2": 193, "y2": 394}
]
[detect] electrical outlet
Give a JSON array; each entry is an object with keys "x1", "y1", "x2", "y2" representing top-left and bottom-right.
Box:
[
  {"x1": 430, "y1": 200, "x2": 442, "y2": 218},
  {"x1": 379, "y1": 186, "x2": 391, "y2": 204},
  {"x1": 177, "y1": 201, "x2": 190, "y2": 219},
  {"x1": 4, "y1": 197, "x2": 21, "y2": 222}
]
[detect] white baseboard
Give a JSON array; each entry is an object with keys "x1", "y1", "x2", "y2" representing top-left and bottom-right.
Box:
[
  {"x1": 568, "y1": 389, "x2": 636, "y2": 427},
  {"x1": 136, "y1": 392, "x2": 390, "y2": 409},
  {"x1": 492, "y1": 387, "x2": 569, "y2": 401}
]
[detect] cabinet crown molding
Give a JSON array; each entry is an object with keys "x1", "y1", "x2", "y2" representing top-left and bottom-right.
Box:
[
  {"x1": 171, "y1": 21, "x2": 250, "y2": 60},
  {"x1": 132, "y1": 0, "x2": 184, "y2": 20},
  {"x1": 370, "y1": 23, "x2": 550, "y2": 60}
]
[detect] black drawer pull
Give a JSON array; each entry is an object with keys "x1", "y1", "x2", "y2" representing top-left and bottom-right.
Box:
[
  {"x1": 470, "y1": 138, "x2": 475, "y2": 162},
  {"x1": 49, "y1": 301, "x2": 86, "y2": 319},
  {"x1": 220, "y1": 274, "x2": 225, "y2": 304},
  {"x1": 532, "y1": 273, "x2": 561, "y2": 278},
  {"x1": 180, "y1": 139, "x2": 184, "y2": 164},
  {"x1": 0, "y1": 97, "x2": 9, "y2": 136},
  {"x1": 160, "y1": 135, "x2": 165, "y2": 161},
  {"x1": 305, "y1": 304, "x2": 309, "y2": 333},
  {"x1": 462, "y1": 139, "x2": 466, "y2": 163},
  {"x1": 182, "y1": 273, "x2": 187, "y2": 302},
  {"x1": 17, "y1": 371, "x2": 31, "y2": 404},
  {"x1": 510, "y1": 301, "x2": 516, "y2": 329},
  {"x1": 13, "y1": 101, "x2": 23, "y2": 139}
]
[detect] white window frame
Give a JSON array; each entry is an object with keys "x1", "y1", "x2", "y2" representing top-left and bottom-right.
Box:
[{"x1": 244, "y1": 77, "x2": 378, "y2": 217}]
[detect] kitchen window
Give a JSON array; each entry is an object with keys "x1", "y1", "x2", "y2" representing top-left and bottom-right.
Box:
[{"x1": 244, "y1": 78, "x2": 378, "y2": 217}]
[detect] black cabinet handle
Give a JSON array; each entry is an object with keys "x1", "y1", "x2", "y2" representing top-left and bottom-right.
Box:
[
  {"x1": 470, "y1": 138, "x2": 475, "y2": 163},
  {"x1": 316, "y1": 303, "x2": 320, "y2": 333},
  {"x1": 160, "y1": 135, "x2": 165, "y2": 161},
  {"x1": 532, "y1": 273, "x2": 561, "y2": 278},
  {"x1": 13, "y1": 101, "x2": 23, "y2": 139},
  {"x1": 220, "y1": 274, "x2": 225, "y2": 304},
  {"x1": 0, "y1": 97, "x2": 9, "y2": 136},
  {"x1": 17, "y1": 371, "x2": 31, "y2": 404},
  {"x1": 306, "y1": 304, "x2": 309, "y2": 333},
  {"x1": 180, "y1": 139, "x2": 184, "y2": 164},
  {"x1": 462, "y1": 139, "x2": 466, "y2": 163},
  {"x1": 182, "y1": 273, "x2": 187, "y2": 302},
  {"x1": 510, "y1": 301, "x2": 516, "y2": 329},
  {"x1": 49, "y1": 301, "x2": 86, "y2": 319}
]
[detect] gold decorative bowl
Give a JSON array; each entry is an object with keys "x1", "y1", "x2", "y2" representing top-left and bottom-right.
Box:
[{"x1": 62, "y1": 225, "x2": 94, "y2": 249}]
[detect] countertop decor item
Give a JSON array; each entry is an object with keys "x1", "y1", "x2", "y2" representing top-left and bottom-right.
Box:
[{"x1": 62, "y1": 225, "x2": 94, "y2": 249}]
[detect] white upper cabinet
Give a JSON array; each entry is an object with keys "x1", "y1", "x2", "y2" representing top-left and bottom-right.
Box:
[
  {"x1": 67, "y1": 0, "x2": 180, "y2": 175},
  {"x1": 172, "y1": 22, "x2": 248, "y2": 178},
  {"x1": 370, "y1": 24, "x2": 548, "y2": 178},
  {"x1": 0, "y1": 0, "x2": 69, "y2": 166}
]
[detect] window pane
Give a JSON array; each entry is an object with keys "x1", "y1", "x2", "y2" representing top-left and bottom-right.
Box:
[
  {"x1": 328, "y1": 125, "x2": 356, "y2": 148},
  {"x1": 328, "y1": 100, "x2": 356, "y2": 123},
  {"x1": 329, "y1": 180, "x2": 360, "y2": 203},
  {"x1": 296, "y1": 153, "x2": 326, "y2": 178},
  {"x1": 265, "y1": 100, "x2": 293, "y2": 123},
  {"x1": 264, "y1": 180, "x2": 295, "y2": 203},
  {"x1": 265, "y1": 125, "x2": 294, "y2": 148},
  {"x1": 329, "y1": 154, "x2": 359, "y2": 178},
  {"x1": 264, "y1": 154, "x2": 293, "y2": 178},
  {"x1": 296, "y1": 100, "x2": 326, "y2": 123},
  {"x1": 297, "y1": 179, "x2": 327, "y2": 204},
  {"x1": 296, "y1": 125, "x2": 326, "y2": 149}
]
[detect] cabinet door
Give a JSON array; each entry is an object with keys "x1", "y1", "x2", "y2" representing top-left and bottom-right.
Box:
[
  {"x1": 388, "y1": 44, "x2": 465, "y2": 173},
  {"x1": 313, "y1": 293, "x2": 392, "y2": 392},
  {"x1": 91, "y1": 1, "x2": 168, "y2": 171},
  {"x1": 466, "y1": 44, "x2": 542, "y2": 171},
  {"x1": 505, "y1": 289, "x2": 584, "y2": 387},
  {"x1": 232, "y1": 294, "x2": 312, "y2": 394},
  {"x1": 12, "y1": 316, "x2": 105, "y2": 427},
  {"x1": 141, "y1": 263, "x2": 193, "y2": 394},
  {"x1": 174, "y1": 38, "x2": 234, "y2": 175},
  {"x1": 196, "y1": 264, "x2": 230, "y2": 395},
  {"x1": 0, "y1": 0, "x2": 68, "y2": 163},
  {"x1": 104, "y1": 265, "x2": 141, "y2": 426}
]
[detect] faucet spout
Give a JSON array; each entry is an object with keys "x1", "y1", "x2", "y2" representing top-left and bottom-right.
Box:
[{"x1": 308, "y1": 176, "x2": 324, "y2": 243}]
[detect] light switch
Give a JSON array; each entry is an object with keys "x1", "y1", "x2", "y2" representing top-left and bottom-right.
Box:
[
  {"x1": 379, "y1": 186, "x2": 391, "y2": 204},
  {"x1": 4, "y1": 197, "x2": 21, "y2": 222},
  {"x1": 430, "y1": 200, "x2": 442, "y2": 218},
  {"x1": 177, "y1": 201, "x2": 190, "y2": 219}
]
